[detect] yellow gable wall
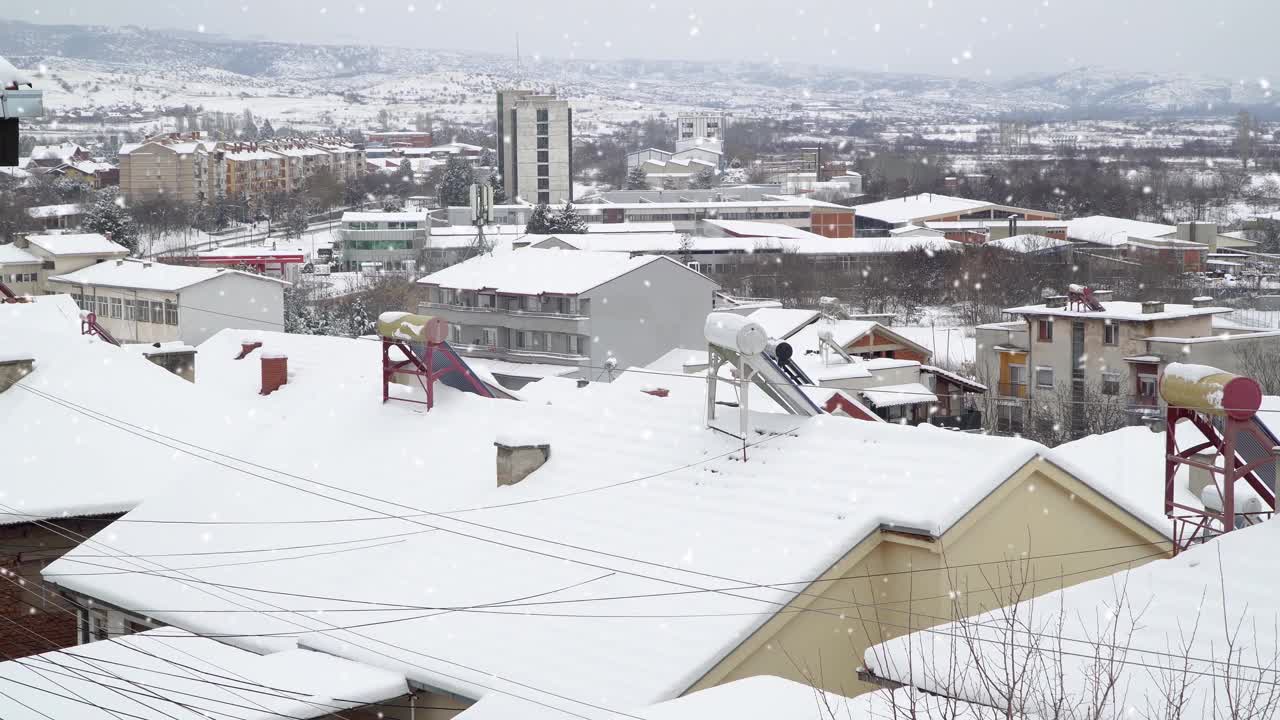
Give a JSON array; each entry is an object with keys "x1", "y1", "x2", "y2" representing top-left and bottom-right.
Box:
[{"x1": 685, "y1": 459, "x2": 1171, "y2": 699}]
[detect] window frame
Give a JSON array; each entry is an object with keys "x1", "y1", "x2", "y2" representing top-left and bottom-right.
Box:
[
  {"x1": 1037, "y1": 318, "x2": 1053, "y2": 342},
  {"x1": 1034, "y1": 366, "x2": 1054, "y2": 389},
  {"x1": 1103, "y1": 321, "x2": 1119, "y2": 345},
  {"x1": 1102, "y1": 371, "x2": 1121, "y2": 396}
]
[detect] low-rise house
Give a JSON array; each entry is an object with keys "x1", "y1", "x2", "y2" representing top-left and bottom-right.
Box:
[
  {"x1": 25, "y1": 203, "x2": 84, "y2": 230},
  {"x1": 977, "y1": 292, "x2": 1280, "y2": 435},
  {"x1": 337, "y1": 210, "x2": 429, "y2": 272},
  {"x1": 39, "y1": 326, "x2": 1176, "y2": 710},
  {"x1": 853, "y1": 193, "x2": 1058, "y2": 234},
  {"x1": 1069, "y1": 216, "x2": 1254, "y2": 257},
  {"x1": 418, "y1": 247, "x2": 719, "y2": 381},
  {"x1": 23, "y1": 142, "x2": 90, "y2": 171},
  {"x1": 13, "y1": 232, "x2": 130, "y2": 292},
  {"x1": 49, "y1": 160, "x2": 118, "y2": 187},
  {"x1": 0, "y1": 243, "x2": 43, "y2": 295},
  {"x1": 48, "y1": 258, "x2": 287, "y2": 345}
]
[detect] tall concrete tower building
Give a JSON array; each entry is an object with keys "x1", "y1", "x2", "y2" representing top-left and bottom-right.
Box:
[{"x1": 496, "y1": 90, "x2": 573, "y2": 206}]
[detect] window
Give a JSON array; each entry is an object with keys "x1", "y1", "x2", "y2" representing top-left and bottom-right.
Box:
[
  {"x1": 537, "y1": 150, "x2": 548, "y2": 163},
  {"x1": 568, "y1": 335, "x2": 582, "y2": 355},
  {"x1": 109, "y1": 297, "x2": 122, "y2": 319},
  {"x1": 1035, "y1": 366, "x2": 1054, "y2": 388},
  {"x1": 1103, "y1": 322, "x2": 1119, "y2": 345},
  {"x1": 151, "y1": 301, "x2": 165, "y2": 324},
  {"x1": 537, "y1": 164, "x2": 549, "y2": 178},
  {"x1": 536, "y1": 122, "x2": 549, "y2": 136},
  {"x1": 164, "y1": 300, "x2": 179, "y2": 325},
  {"x1": 448, "y1": 324, "x2": 462, "y2": 344},
  {"x1": 1037, "y1": 319, "x2": 1053, "y2": 342},
  {"x1": 1102, "y1": 371, "x2": 1121, "y2": 396},
  {"x1": 512, "y1": 330, "x2": 526, "y2": 348},
  {"x1": 536, "y1": 108, "x2": 548, "y2": 122},
  {"x1": 536, "y1": 137, "x2": 549, "y2": 150},
  {"x1": 481, "y1": 328, "x2": 498, "y2": 347},
  {"x1": 123, "y1": 299, "x2": 134, "y2": 321},
  {"x1": 90, "y1": 609, "x2": 109, "y2": 642},
  {"x1": 537, "y1": 178, "x2": 549, "y2": 190},
  {"x1": 1137, "y1": 373, "x2": 1158, "y2": 400},
  {"x1": 538, "y1": 192, "x2": 550, "y2": 204},
  {"x1": 97, "y1": 296, "x2": 109, "y2": 318}
]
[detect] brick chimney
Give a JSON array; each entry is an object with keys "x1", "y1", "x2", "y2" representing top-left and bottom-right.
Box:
[
  {"x1": 261, "y1": 352, "x2": 287, "y2": 395},
  {"x1": 0, "y1": 356, "x2": 34, "y2": 394},
  {"x1": 495, "y1": 441, "x2": 550, "y2": 487},
  {"x1": 236, "y1": 340, "x2": 263, "y2": 360}
]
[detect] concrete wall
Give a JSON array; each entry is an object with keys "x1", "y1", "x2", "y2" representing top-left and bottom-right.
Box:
[
  {"x1": 61, "y1": 285, "x2": 183, "y2": 345},
  {"x1": 687, "y1": 461, "x2": 1169, "y2": 698},
  {"x1": 583, "y1": 258, "x2": 718, "y2": 373},
  {"x1": 178, "y1": 273, "x2": 285, "y2": 346},
  {"x1": 511, "y1": 98, "x2": 572, "y2": 205}
]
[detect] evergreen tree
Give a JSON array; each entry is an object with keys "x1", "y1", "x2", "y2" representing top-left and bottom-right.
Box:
[
  {"x1": 260, "y1": 118, "x2": 276, "y2": 139},
  {"x1": 661, "y1": 176, "x2": 677, "y2": 190},
  {"x1": 488, "y1": 171, "x2": 507, "y2": 204},
  {"x1": 478, "y1": 147, "x2": 495, "y2": 168},
  {"x1": 83, "y1": 188, "x2": 139, "y2": 254},
  {"x1": 625, "y1": 165, "x2": 649, "y2": 190},
  {"x1": 285, "y1": 206, "x2": 308, "y2": 239},
  {"x1": 438, "y1": 156, "x2": 475, "y2": 207},
  {"x1": 691, "y1": 166, "x2": 717, "y2": 190},
  {"x1": 551, "y1": 202, "x2": 588, "y2": 234},
  {"x1": 525, "y1": 203, "x2": 555, "y2": 234}
]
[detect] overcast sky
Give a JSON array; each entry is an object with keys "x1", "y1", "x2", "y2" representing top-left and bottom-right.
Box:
[{"x1": 5, "y1": 0, "x2": 1275, "y2": 80}]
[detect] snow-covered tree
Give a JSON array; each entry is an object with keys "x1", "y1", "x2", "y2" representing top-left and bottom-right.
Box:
[
  {"x1": 625, "y1": 165, "x2": 648, "y2": 190},
  {"x1": 552, "y1": 202, "x2": 588, "y2": 234},
  {"x1": 525, "y1": 203, "x2": 555, "y2": 234},
  {"x1": 438, "y1": 157, "x2": 475, "y2": 207},
  {"x1": 691, "y1": 166, "x2": 717, "y2": 190},
  {"x1": 285, "y1": 206, "x2": 308, "y2": 239},
  {"x1": 260, "y1": 118, "x2": 275, "y2": 139},
  {"x1": 83, "y1": 188, "x2": 139, "y2": 255},
  {"x1": 487, "y1": 171, "x2": 507, "y2": 204},
  {"x1": 661, "y1": 176, "x2": 677, "y2": 190},
  {"x1": 478, "y1": 147, "x2": 495, "y2": 168}
]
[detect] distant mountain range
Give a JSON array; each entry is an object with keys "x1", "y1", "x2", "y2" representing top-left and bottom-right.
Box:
[{"x1": 1, "y1": 19, "x2": 1274, "y2": 119}]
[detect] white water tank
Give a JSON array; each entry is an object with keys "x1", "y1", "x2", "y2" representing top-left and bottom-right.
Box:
[{"x1": 704, "y1": 312, "x2": 768, "y2": 356}]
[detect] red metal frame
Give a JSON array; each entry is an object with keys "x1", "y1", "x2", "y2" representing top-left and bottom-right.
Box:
[
  {"x1": 1164, "y1": 406, "x2": 1276, "y2": 554},
  {"x1": 80, "y1": 312, "x2": 121, "y2": 347},
  {"x1": 0, "y1": 281, "x2": 28, "y2": 304},
  {"x1": 380, "y1": 338, "x2": 491, "y2": 411}
]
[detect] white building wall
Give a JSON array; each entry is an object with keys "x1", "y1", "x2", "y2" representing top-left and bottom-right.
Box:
[
  {"x1": 581, "y1": 258, "x2": 718, "y2": 373},
  {"x1": 177, "y1": 273, "x2": 285, "y2": 345}
]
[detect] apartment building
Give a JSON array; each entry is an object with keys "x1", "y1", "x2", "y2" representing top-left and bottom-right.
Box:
[
  {"x1": 118, "y1": 133, "x2": 364, "y2": 207},
  {"x1": 977, "y1": 290, "x2": 1280, "y2": 435},
  {"x1": 417, "y1": 248, "x2": 718, "y2": 382},
  {"x1": 497, "y1": 90, "x2": 572, "y2": 205},
  {"x1": 337, "y1": 210, "x2": 429, "y2": 272},
  {"x1": 48, "y1": 258, "x2": 287, "y2": 345}
]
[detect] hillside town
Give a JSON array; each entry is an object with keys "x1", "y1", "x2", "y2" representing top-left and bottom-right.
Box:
[{"x1": 4, "y1": 6, "x2": 1280, "y2": 719}]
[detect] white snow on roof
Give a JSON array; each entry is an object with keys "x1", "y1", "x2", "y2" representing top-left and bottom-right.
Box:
[
  {"x1": 853, "y1": 193, "x2": 994, "y2": 224},
  {"x1": 25, "y1": 203, "x2": 83, "y2": 219},
  {"x1": 342, "y1": 211, "x2": 428, "y2": 223},
  {"x1": 986, "y1": 234, "x2": 1073, "y2": 253},
  {"x1": 859, "y1": 382, "x2": 937, "y2": 408},
  {"x1": 0, "y1": 55, "x2": 31, "y2": 87},
  {"x1": 26, "y1": 233, "x2": 128, "y2": 257},
  {"x1": 44, "y1": 327, "x2": 1046, "y2": 713},
  {"x1": 745, "y1": 308, "x2": 820, "y2": 340},
  {"x1": 0, "y1": 296, "x2": 244, "y2": 526},
  {"x1": 0, "y1": 243, "x2": 41, "y2": 265},
  {"x1": 49, "y1": 259, "x2": 286, "y2": 292},
  {"x1": 461, "y1": 675, "x2": 1010, "y2": 720},
  {"x1": 0, "y1": 628, "x2": 406, "y2": 720},
  {"x1": 1067, "y1": 215, "x2": 1176, "y2": 246},
  {"x1": 1005, "y1": 300, "x2": 1230, "y2": 322},
  {"x1": 418, "y1": 247, "x2": 668, "y2": 295},
  {"x1": 702, "y1": 218, "x2": 826, "y2": 240}
]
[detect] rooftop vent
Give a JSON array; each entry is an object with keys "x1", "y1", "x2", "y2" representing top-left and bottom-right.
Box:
[
  {"x1": 1045, "y1": 295, "x2": 1067, "y2": 309},
  {"x1": 1142, "y1": 301, "x2": 1166, "y2": 315},
  {"x1": 495, "y1": 440, "x2": 550, "y2": 487},
  {"x1": 1192, "y1": 296, "x2": 1215, "y2": 308},
  {"x1": 0, "y1": 355, "x2": 34, "y2": 394}
]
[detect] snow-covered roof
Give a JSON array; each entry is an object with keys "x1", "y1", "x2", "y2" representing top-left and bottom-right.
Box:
[
  {"x1": 43, "y1": 328, "x2": 1048, "y2": 715},
  {"x1": 535, "y1": 234, "x2": 959, "y2": 257},
  {"x1": 702, "y1": 218, "x2": 828, "y2": 240},
  {"x1": 0, "y1": 296, "x2": 242, "y2": 526},
  {"x1": 418, "y1": 247, "x2": 679, "y2": 295},
  {"x1": 852, "y1": 194, "x2": 996, "y2": 225},
  {"x1": 50, "y1": 259, "x2": 289, "y2": 292},
  {"x1": 0, "y1": 628, "x2": 406, "y2": 720},
  {"x1": 27, "y1": 142, "x2": 84, "y2": 162},
  {"x1": 25, "y1": 202, "x2": 83, "y2": 219},
  {"x1": 0, "y1": 55, "x2": 31, "y2": 88},
  {"x1": 225, "y1": 150, "x2": 282, "y2": 162},
  {"x1": 986, "y1": 234, "x2": 1073, "y2": 253},
  {"x1": 461, "y1": 675, "x2": 1011, "y2": 720},
  {"x1": 1004, "y1": 300, "x2": 1231, "y2": 322},
  {"x1": 0, "y1": 243, "x2": 41, "y2": 265},
  {"x1": 786, "y1": 319, "x2": 879, "y2": 353},
  {"x1": 859, "y1": 382, "x2": 937, "y2": 408},
  {"x1": 197, "y1": 245, "x2": 305, "y2": 259},
  {"x1": 745, "y1": 308, "x2": 820, "y2": 340},
  {"x1": 25, "y1": 233, "x2": 128, "y2": 257},
  {"x1": 341, "y1": 211, "x2": 428, "y2": 223},
  {"x1": 1066, "y1": 215, "x2": 1176, "y2": 246}
]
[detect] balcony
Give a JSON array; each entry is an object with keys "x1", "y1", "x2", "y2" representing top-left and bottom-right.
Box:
[
  {"x1": 453, "y1": 343, "x2": 587, "y2": 367},
  {"x1": 1128, "y1": 395, "x2": 1160, "y2": 413},
  {"x1": 997, "y1": 381, "x2": 1028, "y2": 399},
  {"x1": 420, "y1": 301, "x2": 590, "y2": 335},
  {"x1": 421, "y1": 300, "x2": 586, "y2": 321}
]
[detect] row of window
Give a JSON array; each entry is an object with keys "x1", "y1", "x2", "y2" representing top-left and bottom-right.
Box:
[
  {"x1": 453, "y1": 324, "x2": 584, "y2": 355},
  {"x1": 3, "y1": 272, "x2": 37, "y2": 283},
  {"x1": 345, "y1": 221, "x2": 421, "y2": 231},
  {"x1": 72, "y1": 293, "x2": 179, "y2": 325},
  {"x1": 1011, "y1": 364, "x2": 1149, "y2": 397},
  {"x1": 347, "y1": 240, "x2": 413, "y2": 251},
  {"x1": 1037, "y1": 319, "x2": 1120, "y2": 345}
]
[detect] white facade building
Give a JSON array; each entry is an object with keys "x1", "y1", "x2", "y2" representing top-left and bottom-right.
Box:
[
  {"x1": 48, "y1": 259, "x2": 287, "y2": 345},
  {"x1": 676, "y1": 111, "x2": 728, "y2": 142},
  {"x1": 496, "y1": 90, "x2": 572, "y2": 206}
]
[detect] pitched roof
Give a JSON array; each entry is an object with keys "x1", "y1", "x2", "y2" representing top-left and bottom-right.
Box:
[
  {"x1": 0, "y1": 243, "x2": 41, "y2": 265},
  {"x1": 26, "y1": 233, "x2": 128, "y2": 257},
  {"x1": 417, "y1": 247, "x2": 677, "y2": 295},
  {"x1": 26, "y1": 203, "x2": 84, "y2": 219},
  {"x1": 852, "y1": 194, "x2": 994, "y2": 224},
  {"x1": 44, "y1": 329, "x2": 1046, "y2": 713},
  {"x1": 1066, "y1": 215, "x2": 1176, "y2": 246},
  {"x1": 986, "y1": 234, "x2": 1073, "y2": 253},
  {"x1": 0, "y1": 628, "x2": 406, "y2": 720},
  {"x1": 49, "y1": 259, "x2": 289, "y2": 292}
]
